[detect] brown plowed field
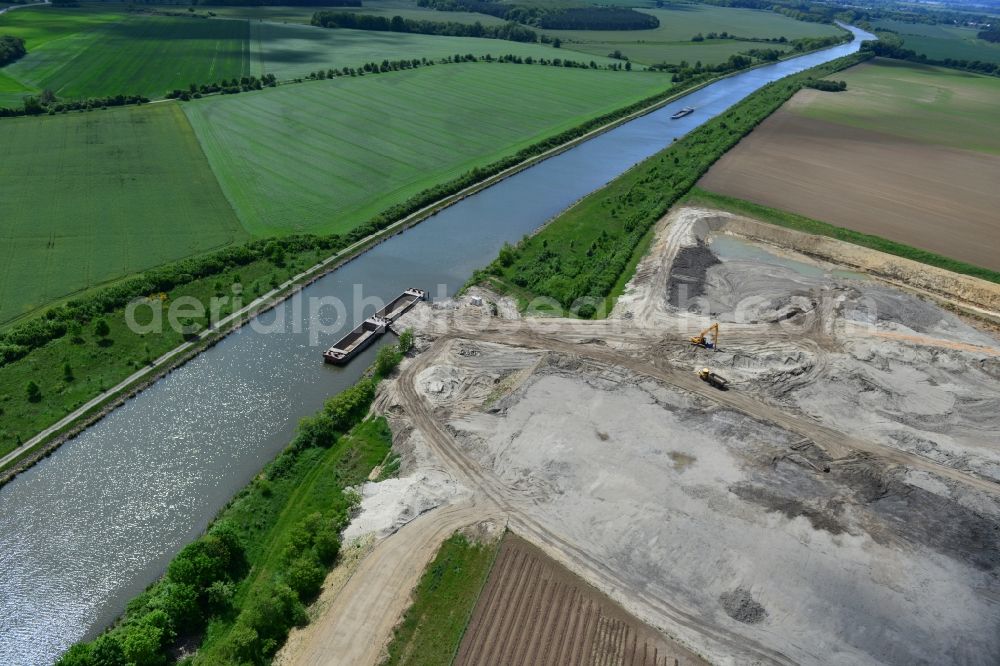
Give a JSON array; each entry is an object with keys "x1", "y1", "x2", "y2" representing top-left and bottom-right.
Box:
[
  {"x1": 697, "y1": 109, "x2": 1000, "y2": 271},
  {"x1": 455, "y1": 533, "x2": 705, "y2": 666}
]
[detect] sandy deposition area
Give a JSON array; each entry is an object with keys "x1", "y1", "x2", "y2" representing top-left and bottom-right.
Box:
[
  {"x1": 286, "y1": 206, "x2": 1000, "y2": 666},
  {"x1": 697, "y1": 108, "x2": 1000, "y2": 271}
]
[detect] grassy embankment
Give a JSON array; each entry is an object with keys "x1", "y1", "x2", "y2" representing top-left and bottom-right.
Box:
[
  {"x1": 56, "y1": 347, "x2": 405, "y2": 666},
  {"x1": 683, "y1": 189, "x2": 1000, "y2": 285},
  {"x1": 382, "y1": 532, "x2": 501, "y2": 666},
  {"x1": 539, "y1": 4, "x2": 841, "y2": 65},
  {"x1": 474, "y1": 51, "x2": 872, "y2": 317},
  {"x1": 183, "y1": 63, "x2": 671, "y2": 236}
]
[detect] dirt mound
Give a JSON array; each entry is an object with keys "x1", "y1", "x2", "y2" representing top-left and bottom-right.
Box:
[
  {"x1": 668, "y1": 241, "x2": 720, "y2": 309},
  {"x1": 719, "y1": 588, "x2": 767, "y2": 625}
]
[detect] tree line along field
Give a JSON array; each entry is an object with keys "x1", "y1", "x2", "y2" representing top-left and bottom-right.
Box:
[
  {"x1": 539, "y1": 4, "x2": 842, "y2": 65},
  {"x1": 0, "y1": 103, "x2": 246, "y2": 325},
  {"x1": 182, "y1": 62, "x2": 671, "y2": 236},
  {"x1": 873, "y1": 18, "x2": 1000, "y2": 65},
  {"x1": 248, "y1": 20, "x2": 618, "y2": 82}
]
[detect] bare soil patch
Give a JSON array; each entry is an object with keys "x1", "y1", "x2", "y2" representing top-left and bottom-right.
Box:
[
  {"x1": 456, "y1": 532, "x2": 705, "y2": 666},
  {"x1": 698, "y1": 110, "x2": 1000, "y2": 271}
]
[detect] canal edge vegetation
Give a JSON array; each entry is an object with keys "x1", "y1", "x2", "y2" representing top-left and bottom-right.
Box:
[
  {"x1": 470, "y1": 49, "x2": 876, "y2": 316},
  {"x1": 381, "y1": 529, "x2": 504, "y2": 666},
  {"x1": 0, "y1": 38, "x2": 856, "y2": 482},
  {"x1": 55, "y1": 340, "x2": 409, "y2": 666}
]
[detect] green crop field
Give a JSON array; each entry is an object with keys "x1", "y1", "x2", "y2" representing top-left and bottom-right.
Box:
[
  {"x1": 0, "y1": 5, "x2": 122, "y2": 49},
  {"x1": 251, "y1": 21, "x2": 607, "y2": 81},
  {"x1": 4, "y1": 13, "x2": 255, "y2": 99},
  {"x1": 792, "y1": 58, "x2": 1000, "y2": 154},
  {"x1": 183, "y1": 62, "x2": 671, "y2": 236},
  {"x1": 0, "y1": 69, "x2": 32, "y2": 107},
  {"x1": 874, "y1": 19, "x2": 1000, "y2": 65},
  {"x1": 541, "y1": 4, "x2": 840, "y2": 65},
  {"x1": 210, "y1": 0, "x2": 509, "y2": 26},
  {"x1": 0, "y1": 104, "x2": 245, "y2": 325}
]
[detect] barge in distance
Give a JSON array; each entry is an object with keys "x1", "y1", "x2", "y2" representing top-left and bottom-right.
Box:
[
  {"x1": 323, "y1": 288, "x2": 427, "y2": 365},
  {"x1": 670, "y1": 106, "x2": 695, "y2": 119}
]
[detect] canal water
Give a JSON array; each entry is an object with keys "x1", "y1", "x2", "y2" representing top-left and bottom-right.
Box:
[{"x1": 0, "y1": 25, "x2": 873, "y2": 664}]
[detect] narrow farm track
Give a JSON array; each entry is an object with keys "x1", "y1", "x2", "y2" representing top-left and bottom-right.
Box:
[{"x1": 286, "y1": 501, "x2": 500, "y2": 666}]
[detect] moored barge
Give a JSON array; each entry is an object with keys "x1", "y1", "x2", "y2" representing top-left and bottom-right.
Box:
[{"x1": 323, "y1": 288, "x2": 427, "y2": 365}]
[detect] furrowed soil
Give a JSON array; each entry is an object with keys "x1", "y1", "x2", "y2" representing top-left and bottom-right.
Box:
[
  {"x1": 698, "y1": 59, "x2": 1000, "y2": 272},
  {"x1": 697, "y1": 110, "x2": 1000, "y2": 271},
  {"x1": 456, "y1": 532, "x2": 704, "y2": 666}
]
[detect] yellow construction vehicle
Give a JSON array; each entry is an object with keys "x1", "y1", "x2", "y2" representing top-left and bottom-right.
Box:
[
  {"x1": 698, "y1": 368, "x2": 728, "y2": 390},
  {"x1": 690, "y1": 322, "x2": 719, "y2": 350}
]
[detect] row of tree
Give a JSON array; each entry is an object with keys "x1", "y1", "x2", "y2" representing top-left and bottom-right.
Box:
[
  {"x1": 165, "y1": 73, "x2": 278, "y2": 100},
  {"x1": 693, "y1": 31, "x2": 790, "y2": 43},
  {"x1": 311, "y1": 11, "x2": 538, "y2": 42},
  {"x1": 300, "y1": 52, "x2": 632, "y2": 80},
  {"x1": 417, "y1": 0, "x2": 659, "y2": 31},
  {"x1": 0, "y1": 93, "x2": 149, "y2": 118},
  {"x1": 864, "y1": 34, "x2": 1000, "y2": 77},
  {"x1": 651, "y1": 33, "x2": 847, "y2": 83},
  {"x1": 0, "y1": 35, "x2": 26, "y2": 67},
  {"x1": 803, "y1": 78, "x2": 847, "y2": 91}
]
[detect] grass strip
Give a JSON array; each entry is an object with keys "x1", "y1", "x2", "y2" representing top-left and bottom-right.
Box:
[
  {"x1": 684, "y1": 188, "x2": 1000, "y2": 284},
  {"x1": 382, "y1": 532, "x2": 501, "y2": 666}
]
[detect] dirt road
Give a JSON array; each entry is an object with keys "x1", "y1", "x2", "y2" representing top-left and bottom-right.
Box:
[{"x1": 285, "y1": 501, "x2": 501, "y2": 666}]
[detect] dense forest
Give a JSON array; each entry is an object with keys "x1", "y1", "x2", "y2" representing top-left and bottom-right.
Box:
[
  {"x1": 979, "y1": 24, "x2": 1000, "y2": 43},
  {"x1": 0, "y1": 35, "x2": 26, "y2": 67},
  {"x1": 312, "y1": 11, "x2": 538, "y2": 42},
  {"x1": 536, "y1": 8, "x2": 659, "y2": 31},
  {"x1": 418, "y1": 0, "x2": 659, "y2": 31}
]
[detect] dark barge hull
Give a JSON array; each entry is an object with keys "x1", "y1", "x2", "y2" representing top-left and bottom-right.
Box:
[{"x1": 323, "y1": 288, "x2": 427, "y2": 365}]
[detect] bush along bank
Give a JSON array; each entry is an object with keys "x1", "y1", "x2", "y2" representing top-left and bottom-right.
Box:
[
  {"x1": 54, "y1": 342, "x2": 407, "y2": 666},
  {"x1": 473, "y1": 51, "x2": 873, "y2": 317}
]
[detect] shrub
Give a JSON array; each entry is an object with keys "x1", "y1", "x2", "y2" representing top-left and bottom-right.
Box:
[{"x1": 375, "y1": 345, "x2": 402, "y2": 377}]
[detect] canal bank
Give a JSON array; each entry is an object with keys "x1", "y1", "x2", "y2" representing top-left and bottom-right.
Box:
[{"x1": 0, "y1": 26, "x2": 874, "y2": 665}]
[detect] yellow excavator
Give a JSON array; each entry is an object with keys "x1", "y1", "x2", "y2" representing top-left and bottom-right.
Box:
[{"x1": 690, "y1": 322, "x2": 720, "y2": 350}]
